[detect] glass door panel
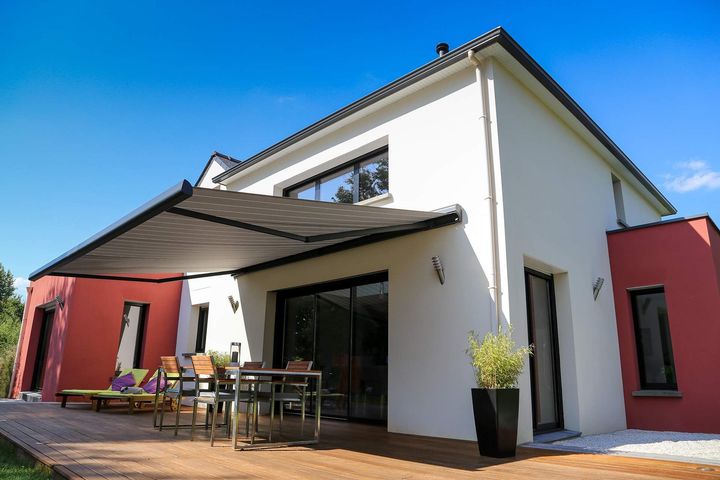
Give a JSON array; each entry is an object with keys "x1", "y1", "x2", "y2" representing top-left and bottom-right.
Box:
[
  {"x1": 351, "y1": 281, "x2": 388, "y2": 420},
  {"x1": 315, "y1": 289, "x2": 351, "y2": 417},
  {"x1": 525, "y1": 270, "x2": 563, "y2": 432},
  {"x1": 282, "y1": 295, "x2": 315, "y2": 363}
]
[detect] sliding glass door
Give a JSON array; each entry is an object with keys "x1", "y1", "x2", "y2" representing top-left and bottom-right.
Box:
[{"x1": 276, "y1": 273, "x2": 388, "y2": 422}]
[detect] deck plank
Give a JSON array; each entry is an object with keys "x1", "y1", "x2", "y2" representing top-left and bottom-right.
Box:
[{"x1": 0, "y1": 402, "x2": 717, "y2": 479}]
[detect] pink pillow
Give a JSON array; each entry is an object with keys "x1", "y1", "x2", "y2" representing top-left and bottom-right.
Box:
[
  {"x1": 143, "y1": 376, "x2": 166, "y2": 394},
  {"x1": 111, "y1": 373, "x2": 136, "y2": 391}
]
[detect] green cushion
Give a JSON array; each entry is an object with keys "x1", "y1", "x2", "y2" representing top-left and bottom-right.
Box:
[
  {"x1": 59, "y1": 389, "x2": 111, "y2": 396},
  {"x1": 94, "y1": 392, "x2": 159, "y2": 400}
]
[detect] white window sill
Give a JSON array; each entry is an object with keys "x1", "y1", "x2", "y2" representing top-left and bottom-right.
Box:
[
  {"x1": 356, "y1": 192, "x2": 393, "y2": 207},
  {"x1": 632, "y1": 390, "x2": 683, "y2": 398}
]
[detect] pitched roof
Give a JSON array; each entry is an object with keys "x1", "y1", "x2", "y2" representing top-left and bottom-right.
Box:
[
  {"x1": 194, "y1": 151, "x2": 242, "y2": 186},
  {"x1": 211, "y1": 27, "x2": 675, "y2": 215}
]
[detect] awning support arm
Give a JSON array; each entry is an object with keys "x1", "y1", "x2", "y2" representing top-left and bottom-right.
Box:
[{"x1": 167, "y1": 206, "x2": 461, "y2": 243}]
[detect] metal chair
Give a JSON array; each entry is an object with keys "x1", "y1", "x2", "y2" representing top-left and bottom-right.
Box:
[
  {"x1": 189, "y1": 355, "x2": 252, "y2": 446},
  {"x1": 267, "y1": 360, "x2": 313, "y2": 440},
  {"x1": 155, "y1": 356, "x2": 196, "y2": 435},
  {"x1": 234, "y1": 361, "x2": 265, "y2": 438}
]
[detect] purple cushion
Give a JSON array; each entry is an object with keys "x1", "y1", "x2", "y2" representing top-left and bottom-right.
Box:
[
  {"x1": 111, "y1": 373, "x2": 136, "y2": 391},
  {"x1": 143, "y1": 376, "x2": 166, "y2": 394}
]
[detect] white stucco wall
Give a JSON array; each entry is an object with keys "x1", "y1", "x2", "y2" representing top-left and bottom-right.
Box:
[
  {"x1": 175, "y1": 274, "x2": 250, "y2": 363},
  {"x1": 490, "y1": 59, "x2": 663, "y2": 438}
]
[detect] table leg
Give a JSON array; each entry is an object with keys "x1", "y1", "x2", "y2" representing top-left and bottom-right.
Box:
[
  {"x1": 315, "y1": 374, "x2": 321, "y2": 442},
  {"x1": 232, "y1": 371, "x2": 240, "y2": 450}
]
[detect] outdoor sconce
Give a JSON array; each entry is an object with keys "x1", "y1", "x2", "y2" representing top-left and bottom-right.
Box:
[
  {"x1": 432, "y1": 256, "x2": 445, "y2": 285},
  {"x1": 54, "y1": 295, "x2": 65, "y2": 310},
  {"x1": 228, "y1": 295, "x2": 239, "y2": 313},
  {"x1": 592, "y1": 277, "x2": 605, "y2": 301}
]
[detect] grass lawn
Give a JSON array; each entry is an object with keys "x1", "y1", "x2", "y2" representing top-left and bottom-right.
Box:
[{"x1": 0, "y1": 439, "x2": 52, "y2": 480}]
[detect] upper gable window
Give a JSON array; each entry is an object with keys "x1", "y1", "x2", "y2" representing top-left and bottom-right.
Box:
[{"x1": 284, "y1": 147, "x2": 388, "y2": 204}]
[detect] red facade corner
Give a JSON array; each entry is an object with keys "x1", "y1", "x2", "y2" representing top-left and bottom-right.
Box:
[
  {"x1": 608, "y1": 217, "x2": 720, "y2": 433},
  {"x1": 11, "y1": 275, "x2": 182, "y2": 402}
]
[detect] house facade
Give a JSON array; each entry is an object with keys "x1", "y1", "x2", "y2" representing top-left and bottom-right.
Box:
[
  {"x1": 174, "y1": 29, "x2": 674, "y2": 443},
  {"x1": 29, "y1": 28, "x2": 719, "y2": 444}
]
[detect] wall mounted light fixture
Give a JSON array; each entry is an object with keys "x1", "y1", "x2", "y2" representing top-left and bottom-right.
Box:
[
  {"x1": 228, "y1": 295, "x2": 239, "y2": 313},
  {"x1": 54, "y1": 294, "x2": 65, "y2": 310},
  {"x1": 432, "y1": 256, "x2": 445, "y2": 285},
  {"x1": 592, "y1": 277, "x2": 605, "y2": 301}
]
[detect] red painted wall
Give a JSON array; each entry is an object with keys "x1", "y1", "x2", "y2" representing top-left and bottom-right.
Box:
[
  {"x1": 12, "y1": 276, "x2": 181, "y2": 401},
  {"x1": 608, "y1": 217, "x2": 720, "y2": 433}
]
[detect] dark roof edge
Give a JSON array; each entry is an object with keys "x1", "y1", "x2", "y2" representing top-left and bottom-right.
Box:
[
  {"x1": 607, "y1": 214, "x2": 719, "y2": 236},
  {"x1": 194, "y1": 152, "x2": 243, "y2": 187},
  {"x1": 29, "y1": 180, "x2": 194, "y2": 281},
  {"x1": 493, "y1": 33, "x2": 675, "y2": 215},
  {"x1": 211, "y1": 27, "x2": 675, "y2": 215}
]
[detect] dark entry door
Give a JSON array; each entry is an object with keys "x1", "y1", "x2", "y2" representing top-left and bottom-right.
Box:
[
  {"x1": 276, "y1": 273, "x2": 388, "y2": 422},
  {"x1": 525, "y1": 269, "x2": 563, "y2": 432},
  {"x1": 31, "y1": 308, "x2": 55, "y2": 391}
]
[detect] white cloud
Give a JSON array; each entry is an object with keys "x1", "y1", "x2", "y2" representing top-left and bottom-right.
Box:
[
  {"x1": 664, "y1": 159, "x2": 720, "y2": 193},
  {"x1": 13, "y1": 277, "x2": 29, "y2": 295}
]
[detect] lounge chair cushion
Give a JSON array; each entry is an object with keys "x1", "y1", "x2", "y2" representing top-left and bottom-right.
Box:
[
  {"x1": 142, "y1": 375, "x2": 166, "y2": 394},
  {"x1": 111, "y1": 373, "x2": 136, "y2": 391}
]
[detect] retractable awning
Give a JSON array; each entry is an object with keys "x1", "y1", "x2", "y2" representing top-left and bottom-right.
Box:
[{"x1": 29, "y1": 180, "x2": 462, "y2": 283}]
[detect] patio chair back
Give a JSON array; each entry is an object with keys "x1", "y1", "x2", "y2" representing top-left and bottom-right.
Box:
[
  {"x1": 160, "y1": 356, "x2": 182, "y2": 378},
  {"x1": 242, "y1": 361, "x2": 265, "y2": 369},
  {"x1": 190, "y1": 355, "x2": 216, "y2": 377},
  {"x1": 286, "y1": 360, "x2": 313, "y2": 371}
]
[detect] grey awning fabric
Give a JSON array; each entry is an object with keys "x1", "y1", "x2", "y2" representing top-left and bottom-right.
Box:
[{"x1": 30, "y1": 180, "x2": 461, "y2": 283}]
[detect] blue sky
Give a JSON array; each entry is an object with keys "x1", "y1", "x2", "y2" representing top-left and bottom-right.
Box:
[{"x1": 1, "y1": 1, "x2": 719, "y2": 294}]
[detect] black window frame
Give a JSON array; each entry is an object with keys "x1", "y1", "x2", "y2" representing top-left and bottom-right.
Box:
[
  {"x1": 195, "y1": 305, "x2": 209, "y2": 353},
  {"x1": 282, "y1": 146, "x2": 388, "y2": 204},
  {"x1": 630, "y1": 287, "x2": 678, "y2": 391}
]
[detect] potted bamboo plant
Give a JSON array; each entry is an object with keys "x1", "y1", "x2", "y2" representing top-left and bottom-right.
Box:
[
  {"x1": 466, "y1": 327, "x2": 533, "y2": 458},
  {"x1": 206, "y1": 350, "x2": 232, "y2": 375}
]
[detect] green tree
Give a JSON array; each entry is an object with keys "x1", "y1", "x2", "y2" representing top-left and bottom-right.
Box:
[
  {"x1": 0, "y1": 264, "x2": 24, "y2": 397},
  {"x1": 332, "y1": 158, "x2": 389, "y2": 203}
]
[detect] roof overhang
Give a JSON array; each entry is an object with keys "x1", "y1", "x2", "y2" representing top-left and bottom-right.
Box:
[
  {"x1": 29, "y1": 181, "x2": 462, "y2": 283},
  {"x1": 211, "y1": 27, "x2": 675, "y2": 216}
]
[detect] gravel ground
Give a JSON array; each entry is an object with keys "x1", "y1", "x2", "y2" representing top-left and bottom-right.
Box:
[{"x1": 554, "y1": 429, "x2": 720, "y2": 463}]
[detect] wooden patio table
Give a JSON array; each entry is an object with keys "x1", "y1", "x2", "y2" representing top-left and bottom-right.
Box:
[{"x1": 225, "y1": 366, "x2": 322, "y2": 450}]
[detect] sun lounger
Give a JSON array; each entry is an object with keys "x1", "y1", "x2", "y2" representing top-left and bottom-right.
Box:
[
  {"x1": 91, "y1": 370, "x2": 170, "y2": 414},
  {"x1": 56, "y1": 368, "x2": 149, "y2": 407}
]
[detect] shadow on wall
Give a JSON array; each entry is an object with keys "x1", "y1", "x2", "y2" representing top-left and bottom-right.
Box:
[{"x1": 233, "y1": 220, "x2": 522, "y2": 441}]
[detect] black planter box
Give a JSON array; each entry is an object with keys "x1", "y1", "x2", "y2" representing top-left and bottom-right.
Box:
[{"x1": 471, "y1": 388, "x2": 519, "y2": 458}]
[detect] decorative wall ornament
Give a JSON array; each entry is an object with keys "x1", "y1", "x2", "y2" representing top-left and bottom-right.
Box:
[
  {"x1": 592, "y1": 277, "x2": 605, "y2": 301},
  {"x1": 228, "y1": 295, "x2": 239, "y2": 313},
  {"x1": 432, "y1": 256, "x2": 445, "y2": 285}
]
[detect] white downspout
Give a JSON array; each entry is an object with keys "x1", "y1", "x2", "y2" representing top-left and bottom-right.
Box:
[{"x1": 468, "y1": 50, "x2": 502, "y2": 333}]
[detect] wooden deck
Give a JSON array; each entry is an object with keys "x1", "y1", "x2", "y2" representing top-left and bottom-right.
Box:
[{"x1": 0, "y1": 402, "x2": 717, "y2": 479}]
